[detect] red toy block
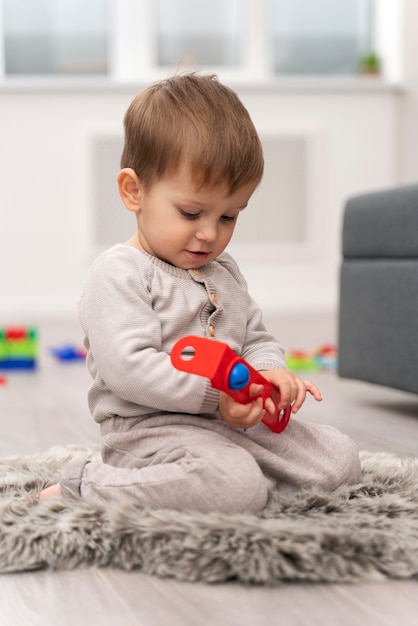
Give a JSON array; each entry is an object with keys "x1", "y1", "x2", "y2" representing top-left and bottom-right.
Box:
[{"x1": 5, "y1": 327, "x2": 27, "y2": 340}]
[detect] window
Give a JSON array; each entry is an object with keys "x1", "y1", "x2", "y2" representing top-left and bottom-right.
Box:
[
  {"x1": 0, "y1": 0, "x2": 385, "y2": 81},
  {"x1": 156, "y1": 0, "x2": 247, "y2": 68},
  {"x1": 269, "y1": 0, "x2": 372, "y2": 75}
]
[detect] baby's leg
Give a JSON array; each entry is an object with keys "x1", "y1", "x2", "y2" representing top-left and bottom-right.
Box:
[
  {"x1": 59, "y1": 424, "x2": 269, "y2": 513},
  {"x1": 242, "y1": 419, "x2": 361, "y2": 491}
]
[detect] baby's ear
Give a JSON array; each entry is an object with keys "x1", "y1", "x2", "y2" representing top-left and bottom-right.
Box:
[{"x1": 117, "y1": 168, "x2": 142, "y2": 212}]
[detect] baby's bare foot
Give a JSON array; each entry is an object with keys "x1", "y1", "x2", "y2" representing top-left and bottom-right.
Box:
[{"x1": 39, "y1": 483, "x2": 62, "y2": 499}]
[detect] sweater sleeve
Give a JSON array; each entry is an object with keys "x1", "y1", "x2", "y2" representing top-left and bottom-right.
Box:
[{"x1": 78, "y1": 248, "x2": 219, "y2": 416}]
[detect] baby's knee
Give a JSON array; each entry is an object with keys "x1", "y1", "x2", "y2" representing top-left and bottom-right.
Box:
[
  {"x1": 320, "y1": 428, "x2": 361, "y2": 490},
  {"x1": 337, "y1": 432, "x2": 362, "y2": 484},
  {"x1": 207, "y1": 449, "x2": 269, "y2": 514}
]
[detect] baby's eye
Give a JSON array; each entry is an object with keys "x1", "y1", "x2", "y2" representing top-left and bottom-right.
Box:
[
  {"x1": 179, "y1": 209, "x2": 200, "y2": 220},
  {"x1": 220, "y1": 215, "x2": 237, "y2": 223}
]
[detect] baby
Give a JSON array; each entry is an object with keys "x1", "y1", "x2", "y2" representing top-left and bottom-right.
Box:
[{"x1": 41, "y1": 73, "x2": 360, "y2": 511}]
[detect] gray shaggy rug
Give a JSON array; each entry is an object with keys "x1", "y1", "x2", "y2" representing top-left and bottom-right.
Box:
[{"x1": 1, "y1": 444, "x2": 418, "y2": 584}]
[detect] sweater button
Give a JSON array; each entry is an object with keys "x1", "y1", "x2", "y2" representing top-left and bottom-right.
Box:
[
  {"x1": 209, "y1": 325, "x2": 215, "y2": 337},
  {"x1": 211, "y1": 293, "x2": 217, "y2": 304}
]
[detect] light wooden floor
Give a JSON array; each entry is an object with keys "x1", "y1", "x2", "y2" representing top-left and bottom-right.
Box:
[{"x1": 1, "y1": 316, "x2": 418, "y2": 626}]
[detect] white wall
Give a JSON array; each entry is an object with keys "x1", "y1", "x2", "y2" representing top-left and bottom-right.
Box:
[
  {"x1": 0, "y1": 87, "x2": 131, "y2": 319},
  {"x1": 0, "y1": 79, "x2": 404, "y2": 321}
]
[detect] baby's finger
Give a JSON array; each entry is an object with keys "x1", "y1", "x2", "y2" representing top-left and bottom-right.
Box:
[
  {"x1": 305, "y1": 381, "x2": 323, "y2": 401},
  {"x1": 244, "y1": 397, "x2": 266, "y2": 426},
  {"x1": 291, "y1": 383, "x2": 307, "y2": 413},
  {"x1": 248, "y1": 383, "x2": 264, "y2": 398},
  {"x1": 229, "y1": 397, "x2": 265, "y2": 428},
  {"x1": 277, "y1": 379, "x2": 298, "y2": 409},
  {"x1": 264, "y1": 397, "x2": 276, "y2": 415}
]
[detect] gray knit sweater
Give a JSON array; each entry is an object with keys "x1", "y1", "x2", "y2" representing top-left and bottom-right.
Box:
[{"x1": 78, "y1": 244, "x2": 286, "y2": 425}]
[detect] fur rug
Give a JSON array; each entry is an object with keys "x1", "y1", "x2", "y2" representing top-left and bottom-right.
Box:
[{"x1": 1, "y1": 444, "x2": 418, "y2": 584}]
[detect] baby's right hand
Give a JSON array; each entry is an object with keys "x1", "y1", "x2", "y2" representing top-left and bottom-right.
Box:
[{"x1": 218, "y1": 384, "x2": 266, "y2": 429}]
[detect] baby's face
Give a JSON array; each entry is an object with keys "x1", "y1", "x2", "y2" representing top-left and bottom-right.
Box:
[{"x1": 133, "y1": 168, "x2": 257, "y2": 269}]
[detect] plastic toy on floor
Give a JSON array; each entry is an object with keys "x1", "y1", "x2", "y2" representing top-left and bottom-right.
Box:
[
  {"x1": 286, "y1": 344, "x2": 338, "y2": 372},
  {"x1": 50, "y1": 344, "x2": 87, "y2": 361},
  {"x1": 0, "y1": 326, "x2": 37, "y2": 370},
  {"x1": 171, "y1": 335, "x2": 291, "y2": 433}
]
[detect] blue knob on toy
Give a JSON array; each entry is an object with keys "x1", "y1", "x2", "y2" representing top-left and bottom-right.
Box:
[{"x1": 228, "y1": 362, "x2": 250, "y2": 390}]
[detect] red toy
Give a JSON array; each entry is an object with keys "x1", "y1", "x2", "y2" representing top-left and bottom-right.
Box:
[{"x1": 171, "y1": 335, "x2": 291, "y2": 433}]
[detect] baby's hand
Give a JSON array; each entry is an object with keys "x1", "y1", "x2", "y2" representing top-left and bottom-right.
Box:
[
  {"x1": 218, "y1": 383, "x2": 267, "y2": 429},
  {"x1": 218, "y1": 370, "x2": 322, "y2": 429},
  {"x1": 260, "y1": 369, "x2": 322, "y2": 414}
]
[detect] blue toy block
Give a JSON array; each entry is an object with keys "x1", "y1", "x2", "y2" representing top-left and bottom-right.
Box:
[{"x1": 50, "y1": 344, "x2": 86, "y2": 361}]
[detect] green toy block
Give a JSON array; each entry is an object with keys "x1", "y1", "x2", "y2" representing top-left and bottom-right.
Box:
[{"x1": 286, "y1": 355, "x2": 320, "y2": 372}]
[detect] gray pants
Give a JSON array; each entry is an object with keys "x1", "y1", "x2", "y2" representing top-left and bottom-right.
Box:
[{"x1": 60, "y1": 414, "x2": 361, "y2": 513}]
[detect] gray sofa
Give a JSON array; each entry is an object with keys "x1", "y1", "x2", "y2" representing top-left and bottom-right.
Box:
[{"x1": 338, "y1": 184, "x2": 418, "y2": 394}]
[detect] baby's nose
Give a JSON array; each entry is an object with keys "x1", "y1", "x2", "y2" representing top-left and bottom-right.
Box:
[{"x1": 196, "y1": 223, "x2": 217, "y2": 242}]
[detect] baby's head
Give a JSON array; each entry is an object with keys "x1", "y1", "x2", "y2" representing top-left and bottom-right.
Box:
[
  {"x1": 119, "y1": 74, "x2": 264, "y2": 269},
  {"x1": 120, "y1": 73, "x2": 264, "y2": 193}
]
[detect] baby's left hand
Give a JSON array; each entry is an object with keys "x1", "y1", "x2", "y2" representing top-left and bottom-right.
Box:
[{"x1": 260, "y1": 368, "x2": 322, "y2": 415}]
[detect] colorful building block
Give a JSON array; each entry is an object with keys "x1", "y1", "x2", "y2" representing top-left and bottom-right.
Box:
[
  {"x1": 285, "y1": 351, "x2": 320, "y2": 372},
  {"x1": 0, "y1": 326, "x2": 38, "y2": 370},
  {"x1": 286, "y1": 344, "x2": 338, "y2": 372}
]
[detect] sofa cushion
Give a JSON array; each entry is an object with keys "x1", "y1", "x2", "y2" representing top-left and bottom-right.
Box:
[{"x1": 338, "y1": 259, "x2": 418, "y2": 394}]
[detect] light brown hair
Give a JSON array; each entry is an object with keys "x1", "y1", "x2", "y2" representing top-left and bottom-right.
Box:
[{"x1": 120, "y1": 73, "x2": 264, "y2": 193}]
